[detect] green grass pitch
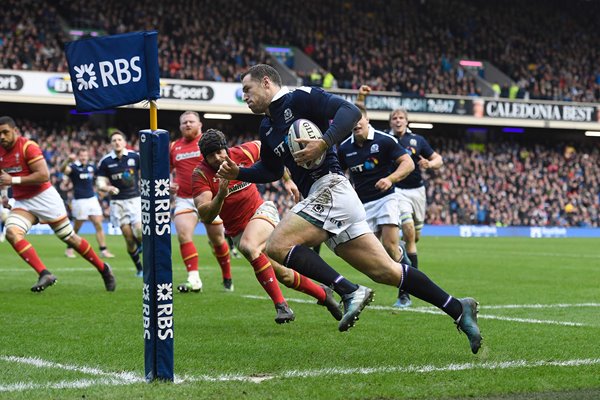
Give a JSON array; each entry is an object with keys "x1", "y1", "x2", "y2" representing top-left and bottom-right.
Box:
[{"x1": 1, "y1": 235, "x2": 599, "y2": 399}]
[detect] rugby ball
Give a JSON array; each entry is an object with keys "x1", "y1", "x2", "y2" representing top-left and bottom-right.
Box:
[{"x1": 287, "y1": 119, "x2": 326, "y2": 169}]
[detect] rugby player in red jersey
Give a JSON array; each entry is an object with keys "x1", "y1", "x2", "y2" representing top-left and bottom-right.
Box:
[
  {"x1": 0, "y1": 116, "x2": 115, "y2": 292},
  {"x1": 192, "y1": 129, "x2": 342, "y2": 324},
  {"x1": 170, "y1": 111, "x2": 232, "y2": 293}
]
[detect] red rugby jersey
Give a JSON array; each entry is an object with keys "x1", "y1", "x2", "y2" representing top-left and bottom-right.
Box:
[
  {"x1": 191, "y1": 141, "x2": 263, "y2": 236},
  {"x1": 170, "y1": 134, "x2": 202, "y2": 198},
  {"x1": 0, "y1": 136, "x2": 51, "y2": 200}
]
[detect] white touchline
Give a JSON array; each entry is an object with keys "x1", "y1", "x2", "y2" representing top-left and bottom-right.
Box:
[
  {"x1": 166, "y1": 358, "x2": 600, "y2": 383},
  {"x1": 0, "y1": 355, "x2": 143, "y2": 383},
  {"x1": 2, "y1": 355, "x2": 599, "y2": 391},
  {"x1": 243, "y1": 295, "x2": 597, "y2": 327},
  {"x1": 0, "y1": 378, "x2": 137, "y2": 392},
  {"x1": 483, "y1": 303, "x2": 600, "y2": 309}
]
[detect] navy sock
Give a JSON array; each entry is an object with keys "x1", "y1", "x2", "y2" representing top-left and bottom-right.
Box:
[
  {"x1": 399, "y1": 263, "x2": 462, "y2": 319},
  {"x1": 285, "y1": 245, "x2": 358, "y2": 296},
  {"x1": 407, "y1": 253, "x2": 418, "y2": 269},
  {"x1": 129, "y1": 246, "x2": 142, "y2": 272}
]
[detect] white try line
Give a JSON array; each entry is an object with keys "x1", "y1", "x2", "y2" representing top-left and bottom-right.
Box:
[
  {"x1": 0, "y1": 355, "x2": 143, "y2": 392},
  {"x1": 2, "y1": 354, "x2": 600, "y2": 390},
  {"x1": 182, "y1": 357, "x2": 600, "y2": 383},
  {"x1": 243, "y1": 295, "x2": 597, "y2": 327}
]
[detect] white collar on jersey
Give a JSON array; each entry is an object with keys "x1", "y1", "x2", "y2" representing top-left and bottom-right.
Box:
[
  {"x1": 351, "y1": 124, "x2": 375, "y2": 143},
  {"x1": 271, "y1": 86, "x2": 290, "y2": 103},
  {"x1": 108, "y1": 149, "x2": 130, "y2": 159}
]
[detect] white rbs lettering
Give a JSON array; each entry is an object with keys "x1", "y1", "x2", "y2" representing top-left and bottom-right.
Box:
[{"x1": 98, "y1": 56, "x2": 142, "y2": 87}]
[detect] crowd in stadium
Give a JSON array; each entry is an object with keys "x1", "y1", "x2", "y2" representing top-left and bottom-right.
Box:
[
  {"x1": 2, "y1": 0, "x2": 599, "y2": 228},
  {"x1": 424, "y1": 137, "x2": 600, "y2": 227},
  {"x1": 2, "y1": 0, "x2": 599, "y2": 101},
  {"x1": 7, "y1": 117, "x2": 600, "y2": 228}
]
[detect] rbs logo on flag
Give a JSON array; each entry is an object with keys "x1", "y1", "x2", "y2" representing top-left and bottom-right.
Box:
[
  {"x1": 73, "y1": 57, "x2": 142, "y2": 91},
  {"x1": 65, "y1": 31, "x2": 160, "y2": 112}
]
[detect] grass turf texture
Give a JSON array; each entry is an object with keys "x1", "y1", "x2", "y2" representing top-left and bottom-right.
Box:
[{"x1": 1, "y1": 235, "x2": 599, "y2": 399}]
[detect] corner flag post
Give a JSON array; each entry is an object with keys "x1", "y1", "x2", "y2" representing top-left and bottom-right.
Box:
[
  {"x1": 65, "y1": 30, "x2": 173, "y2": 382},
  {"x1": 140, "y1": 125, "x2": 173, "y2": 382}
]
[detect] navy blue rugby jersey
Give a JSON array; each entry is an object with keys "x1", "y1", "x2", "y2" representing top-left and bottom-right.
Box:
[
  {"x1": 238, "y1": 86, "x2": 360, "y2": 198},
  {"x1": 97, "y1": 149, "x2": 141, "y2": 200},
  {"x1": 338, "y1": 126, "x2": 405, "y2": 203},
  {"x1": 67, "y1": 161, "x2": 96, "y2": 199},
  {"x1": 395, "y1": 130, "x2": 435, "y2": 189}
]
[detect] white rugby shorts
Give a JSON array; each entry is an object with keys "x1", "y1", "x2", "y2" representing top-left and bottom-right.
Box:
[
  {"x1": 363, "y1": 191, "x2": 401, "y2": 233},
  {"x1": 396, "y1": 186, "x2": 426, "y2": 230},
  {"x1": 71, "y1": 196, "x2": 103, "y2": 220},
  {"x1": 230, "y1": 201, "x2": 279, "y2": 249},
  {"x1": 291, "y1": 173, "x2": 371, "y2": 250},
  {"x1": 110, "y1": 197, "x2": 142, "y2": 227},
  {"x1": 13, "y1": 186, "x2": 68, "y2": 223}
]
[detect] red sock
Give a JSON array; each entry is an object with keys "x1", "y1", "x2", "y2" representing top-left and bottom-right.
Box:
[
  {"x1": 180, "y1": 241, "x2": 198, "y2": 272},
  {"x1": 76, "y1": 238, "x2": 105, "y2": 272},
  {"x1": 213, "y1": 242, "x2": 232, "y2": 280},
  {"x1": 288, "y1": 270, "x2": 326, "y2": 302},
  {"x1": 14, "y1": 239, "x2": 47, "y2": 274},
  {"x1": 251, "y1": 253, "x2": 285, "y2": 305}
]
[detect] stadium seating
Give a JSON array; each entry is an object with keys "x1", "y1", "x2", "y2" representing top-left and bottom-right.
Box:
[
  {"x1": 1, "y1": 0, "x2": 598, "y2": 100},
  {"x1": 424, "y1": 136, "x2": 600, "y2": 227},
  {"x1": 8, "y1": 116, "x2": 599, "y2": 228}
]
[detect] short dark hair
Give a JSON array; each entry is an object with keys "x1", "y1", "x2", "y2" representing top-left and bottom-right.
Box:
[
  {"x1": 355, "y1": 104, "x2": 368, "y2": 118},
  {"x1": 241, "y1": 64, "x2": 282, "y2": 86},
  {"x1": 109, "y1": 130, "x2": 126, "y2": 140},
  {"x1": 199, "y1": 129, "x2": 228, "y2": 157},
  {"x1": 0, "y1": 116, "x2": 16, "y2": 127}
]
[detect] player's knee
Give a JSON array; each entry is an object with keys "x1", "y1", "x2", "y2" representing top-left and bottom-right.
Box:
[
  {"x1": 5, "y1": 226, "x2": 24, "y2": 244},
  {"x1": 370, "y1": 262, "x2": 402, "y2": 285},
  {"x1": 206, "y1": 224, "x2": 225, "y2": 244},
  {"x1": 176, "y1": 230, "x2": 190, "y2": 244},
  {"x1": 5, "y1": 213, "x2": 32, "y2": 242},
  {"x1": 265, "y1": 237, "x2": 288, "y2": 264},
  {"x1": 382, "y1": 242, "x2": 401, "y2": 262},
  {"x1": 237, "y1": 238, "x2": 259, "y2": 260},
  {"x1": 52, "y1": 219, "x2": 75, "y2": 242}
]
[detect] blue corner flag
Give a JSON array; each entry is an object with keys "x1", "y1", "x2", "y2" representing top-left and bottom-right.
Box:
[{"x1": 65, "y1": 31, "x2": 160, "y2": 112}]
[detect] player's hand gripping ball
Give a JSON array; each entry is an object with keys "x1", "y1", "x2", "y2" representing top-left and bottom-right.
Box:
[{"x1": 287, "y1": 119, "x2": 326, "y2": 169}]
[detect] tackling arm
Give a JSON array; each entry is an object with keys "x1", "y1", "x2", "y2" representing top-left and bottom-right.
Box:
[{"x1": 194, "y1": 179, "x2": 228, "y2": 223}]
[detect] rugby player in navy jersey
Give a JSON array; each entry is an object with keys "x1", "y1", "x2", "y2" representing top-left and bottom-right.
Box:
[
  {"x1": 217, "y1": 64, "x2": 481, "y2": 353},
  {"x1": 61, "y1": 148, "x2": 115, "y2": 259},
  {"x1": 97, "y1": 130, "x2": 143, "y2": 276},
  {"x1": 389, "y1": 107, "x2": 444, "y2": 307},
  {"x1": 338, "y1": 103, "x2": 414, "y2": 268}
]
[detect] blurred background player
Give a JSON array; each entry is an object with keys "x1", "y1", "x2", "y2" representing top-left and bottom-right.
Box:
[
  {"x1": 170, "y1": 111, "x2": 233, "y2": 293},
  {"x1": 60, "y1": 148, "x2": 115, "y2": 259},
  {"x1": 338, "y1": 101, "x2": 415, "y2": 267},
  {"x1": 388, "y1": 107, "x2": 444, "y2": 308},
  {"x1": 193, "y1": 129, "x2": 342, "y2": 323},
  {"x1": 0, "y1": 116, "x2": 115, "y2": 292},
  {"x1": 97, "y1": 130, "x2": 143, "y2": 276}
]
